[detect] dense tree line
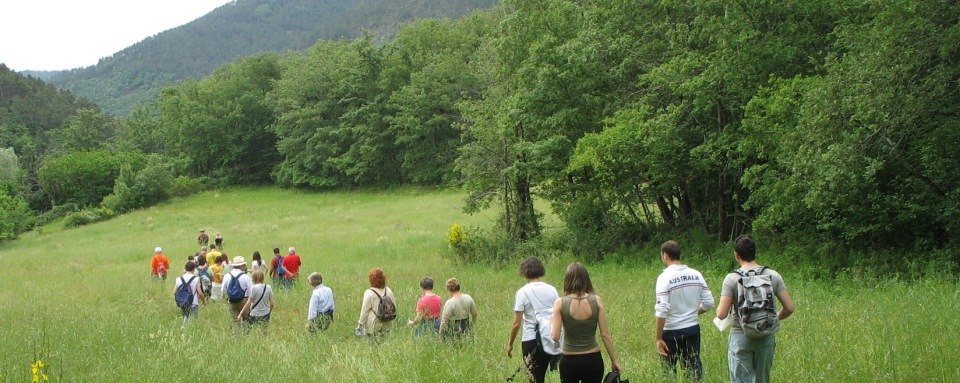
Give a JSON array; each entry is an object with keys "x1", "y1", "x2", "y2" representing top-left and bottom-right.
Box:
[{"x1": 0, "y1": 1, "x2": 957, "y2": 266}]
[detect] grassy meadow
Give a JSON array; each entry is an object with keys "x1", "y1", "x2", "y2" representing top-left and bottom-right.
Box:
[{"x1": 0, "y1": 187, "x2": 957, "y2": 382}]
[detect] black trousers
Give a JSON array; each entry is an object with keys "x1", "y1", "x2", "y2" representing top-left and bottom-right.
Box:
[
  {"x1": 661, "y1": 324, "x2": 703, "y2": 381},
  {"x1": 522, "y1": 340, "x2": 555, "y2": 383},
  {"x1": 558, "y1": 352, "x2": 604, "y2": 383}
]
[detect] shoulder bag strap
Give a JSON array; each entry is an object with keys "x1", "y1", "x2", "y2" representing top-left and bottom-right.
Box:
[{"x1": 252, "y1": 285, "x2": 267, "y2": 312}]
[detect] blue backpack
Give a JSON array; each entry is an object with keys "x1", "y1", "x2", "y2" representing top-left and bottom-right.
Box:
[
  {"x1": 175, "y1": 276, "x2": 196, "y2": 309},
  {"x1": 226, "y1": 272, "x2": 247, "y2": 303},
  {"x1": 274, "y1": 255, "x2": 285, "y2": 277}
]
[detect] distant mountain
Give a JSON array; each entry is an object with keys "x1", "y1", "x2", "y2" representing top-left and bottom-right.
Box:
[{"x1": 48, "y1": 0, "x2": 497, "y2": 116}]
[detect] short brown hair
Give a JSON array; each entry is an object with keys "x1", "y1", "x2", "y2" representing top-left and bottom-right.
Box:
[
  {"x1": 368, "y1": 268, "x2": 386, "y2": 289},
  {"x1": 562, "y1": 262, "x2": 595, "y2": 295},
  {"x1": 446, "y1": 278, "x2": 461, "y2": 292},
  {"x1": 661, "y1": 240, "x2": 682, "y2": 261}
]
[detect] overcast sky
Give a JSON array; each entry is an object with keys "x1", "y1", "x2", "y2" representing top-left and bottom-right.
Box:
[{"x1": 0, "y1": 0, "x2": 234, "y2": 72}]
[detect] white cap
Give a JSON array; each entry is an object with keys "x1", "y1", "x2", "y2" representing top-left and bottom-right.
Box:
[
  {"x1": 288, "y1": 247, "x2": 296, "y2": 254},
  {"x1": 154, "y1": 247, "x2": 162, "y2": 253}
]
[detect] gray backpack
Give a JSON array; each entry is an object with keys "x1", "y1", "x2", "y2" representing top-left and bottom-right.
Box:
[{"x1": 734, "y1": 267, "x2": 780, "y2": 338}]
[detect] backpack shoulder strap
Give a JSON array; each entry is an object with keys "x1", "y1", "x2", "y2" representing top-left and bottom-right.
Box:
[{"x1": 370, "y1": 288, "x2": 383, "y2": 299}]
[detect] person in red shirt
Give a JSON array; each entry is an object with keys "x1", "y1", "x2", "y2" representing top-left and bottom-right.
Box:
[
  {"x1": 282, "y1": 246, "x2": 302, "y2": 289},
  {"x1": 270, "y1": 247, "x2": 284, "y2": 284},
  {"x1": 151, "y1": 247, "x2": 170, "y2": 281}
]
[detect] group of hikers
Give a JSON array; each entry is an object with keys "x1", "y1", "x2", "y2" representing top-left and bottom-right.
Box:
[{"x1": 148, "y1": 233, "x2": 794, "y2": 383}]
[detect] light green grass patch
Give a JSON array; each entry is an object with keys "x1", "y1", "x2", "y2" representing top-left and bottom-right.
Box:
[{"x1": 0, "y1": 188, "x2": 957, "y2": 382}]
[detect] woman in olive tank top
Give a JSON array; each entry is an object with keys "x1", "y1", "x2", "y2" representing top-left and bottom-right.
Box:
[{"x1": 550, "y1": 262, "x2": 622, "y2": 383}]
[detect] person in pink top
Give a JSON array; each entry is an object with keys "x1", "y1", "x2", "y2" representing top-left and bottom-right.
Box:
[
  {"x1": 281, "y1": 246, "x2": 302, "y2": 289},
  {"x1": 407, "y1": 276, "x2": 443, "y2": 336}
]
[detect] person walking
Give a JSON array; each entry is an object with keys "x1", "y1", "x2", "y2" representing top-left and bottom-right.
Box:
[
  {"x1": 716, "y1": 235, "x2": 795, "y2": 383},
  {"x1": 238, "y1": 269, "x2": 274, "y2": 330},
  {"x1": 250, "y1": 251, "x2": 266, "y2": 273},
  {"x1": 551, "y1": 262, "x2": 622, "y2": 383},
  {"x1": 307, "y1": 272, "x2": 335, "y2": 332},
  {"x1": 439, "y1": 278, "x2": 478, "y2": 342},
  {"x1": 356, "y1": 267, "x2": 395, "y2": 338},
  {"x1": 270, "y1": 248, "x2": 284, "y2": 285},
  {"x1": 174, "y1": 261, "x2": 206, "y2": 328},
  {"x1": 507, "y1": 256, "x2": 560, "y2": 383},
  {"x1": 151, "y1": 247, "x2": 170, "y2": 281},
  {"x1": 655, "y1": 240, "x2": 715, "y2": 381},
  {"x1": 210, "y1": 255, "x2": 225, "y2": 301},
  {"x1": 407, "y1": 276, "x2": 442, "y2": 336},
  {"x1": 197, "y1": 229, "x2": 209, "y2": 246},
  {"x1": 222, "y1": 256, "x2": 253, "y2": 327},
  {"x1": 282, "y1": 247, "x2": 302, "y2": 290}
]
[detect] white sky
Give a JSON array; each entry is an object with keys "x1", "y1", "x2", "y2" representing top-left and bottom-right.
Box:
[{"x1": 0, "y1": 0, "x2": 234, "y2": 72}]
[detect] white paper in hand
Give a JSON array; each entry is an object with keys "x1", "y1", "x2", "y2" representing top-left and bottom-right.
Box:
[{"x1": 714, "y1": 316, "x2": 733, "y2": 332}]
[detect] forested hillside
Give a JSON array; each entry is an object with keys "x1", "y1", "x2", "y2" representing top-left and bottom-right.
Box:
[
  {"x1": 47, "y1": 0, "x2": 497, "y2": 116},
  {"x1": 1, "y1": 0, "x2": 958, "y2": 272}
]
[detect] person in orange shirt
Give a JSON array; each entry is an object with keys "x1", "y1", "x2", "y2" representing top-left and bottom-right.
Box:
[{"x1": 151, "y1": 247, "x2": 170, "y2": 281}]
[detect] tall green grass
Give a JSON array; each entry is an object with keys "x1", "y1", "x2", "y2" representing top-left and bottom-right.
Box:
[{"x1": 0, "y1": 187, "x2": 956, "y2": 382}]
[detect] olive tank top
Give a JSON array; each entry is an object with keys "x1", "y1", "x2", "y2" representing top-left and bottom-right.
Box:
[{"x1": 560, "y1": 294, "x2": 600, "y2": 353}]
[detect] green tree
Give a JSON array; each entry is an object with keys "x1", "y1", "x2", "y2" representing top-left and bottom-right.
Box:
[
  {"x1": 158, "y1": 53, "x2": 281, "y2": 184},
  {"x1": 37, "y1": 150, "x2": 119, "y2": 207},
  {"x1": 105, "y1": 154, "x2": 174, "y2": 213},
  {"x1": 0, "y1": 147, "x2": 18, "y2": 181},
  {"x1": 269, "y1": 41, "x2": 363, "y2": 188},
  {"x1": 0, "y1": 190, "x2": 31, "y2": 241},
  {"x1": 49, "y1": 108, "x2": 115, "y2": 153},
  {"x1": 742, "y1": 0, "x2": 960, "y2": 249}
]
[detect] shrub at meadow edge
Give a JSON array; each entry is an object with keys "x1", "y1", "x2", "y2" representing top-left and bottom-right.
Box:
[{"x1": 0, "y1": 188, "x2": 957, "y2": 382}]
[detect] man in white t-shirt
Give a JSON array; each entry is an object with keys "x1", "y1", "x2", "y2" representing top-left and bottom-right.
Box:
[
  {"x1": 174, "y1": 261, "x2": 206, "y2": 329},
  {"x1": 222, "y1": 256, "x2": 253, "y2": 327},
  {"x1": 507, "y1": 256, "x2": 560, "y2": 383},
  {"x1": 655, "y1": 240, "x2": 714, "y2": 381}
]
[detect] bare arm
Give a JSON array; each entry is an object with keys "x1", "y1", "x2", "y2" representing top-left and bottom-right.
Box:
[
  {"x1": 439, "y1": 317, "x2": 448, "y2": 342},
  {"x1": 776, "y1": 290, "x2": 795, "y2": 320},
  {"x1": 596, "y1": 296, "x2": 621, "y2": 373},
  {"x1": 408, "y1": 303, "x2": 425, "y2": 326},
  {"x1": 550, "y1": 297, "x2": 562, "y2": 343},
  {"x1": 716, "y1": 295, "x2": 734, "y2": 320},
  {"x1": 507, "y1": 311, "x2": 523, "y2": 358},
  {"x1": 238, "y1": 296, "x2": 252, "y2": 319},
  {"x1": 198, "y1": 283, "x2": 207, "y2": 306}
]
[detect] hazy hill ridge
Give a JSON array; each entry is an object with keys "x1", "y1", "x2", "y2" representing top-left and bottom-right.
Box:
[{"x1": 46, "y1": 0, "x2": 497, "y2": 116}]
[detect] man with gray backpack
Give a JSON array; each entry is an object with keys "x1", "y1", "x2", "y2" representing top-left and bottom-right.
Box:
[{"x1": 716, "y1": 235, "x2": 795, "y2": 383}]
